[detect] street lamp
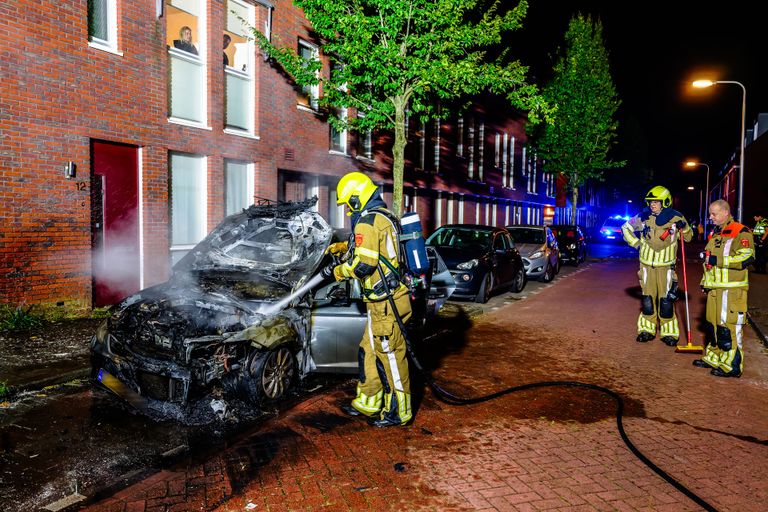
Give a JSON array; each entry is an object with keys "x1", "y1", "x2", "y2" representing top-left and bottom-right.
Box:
[
  {"x1": 692, "y1": 79, "x2": 747, "y2": 222},
  {"x1": 685, "y1": 160, "x2": 709, "y2": 226}
]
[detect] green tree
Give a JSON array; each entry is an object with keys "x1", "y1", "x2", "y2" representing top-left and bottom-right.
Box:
[
  {"x1": 529, "y1": 14, "x2": 624, "y2": 224},
  {"x1": 246, "y1": 0, "x2": 551, "y2": 215}
]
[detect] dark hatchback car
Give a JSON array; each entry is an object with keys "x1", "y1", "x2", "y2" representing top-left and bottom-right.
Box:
[
  {"x1": 550, "y1": 224, "x2": 587, "y2": 266},
  {"x1": 426, "y1": 224, "x2": 525, "y2": 303},
  {"x1": 90, "y1": 199, "x2": 455, "y2": 422}
]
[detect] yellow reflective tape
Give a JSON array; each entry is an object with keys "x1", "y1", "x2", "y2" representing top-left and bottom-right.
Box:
[{"x1": 355, "y1": 246, "x2": 379, "y2": 260}]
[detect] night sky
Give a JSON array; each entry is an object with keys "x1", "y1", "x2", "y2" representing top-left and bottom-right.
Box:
[{"x1": 511, "y1": 0, "x2": 766, "y2": 216}]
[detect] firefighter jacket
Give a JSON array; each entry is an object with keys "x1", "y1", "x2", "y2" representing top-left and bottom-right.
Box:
[
  {"x1": 621, "y1": 209, "x2": 693, "y2": 267},
  {"x1": 701, "y1": 218, "x2": 754, "y2": 289},
  {"x1": 754, "y1": 218, "x2": 767, "y2": 242},
  {"x1": 333, "y1": 208, "x2": 408, "y2": 302}
]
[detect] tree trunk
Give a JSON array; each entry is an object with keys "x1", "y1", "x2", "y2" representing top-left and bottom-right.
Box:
[
  {"x1": 391, "y1": 96, "x2": 407, "y2": 217},
  {"x1": 570, "y1": 187, "x2": 579, "y2": 224}
]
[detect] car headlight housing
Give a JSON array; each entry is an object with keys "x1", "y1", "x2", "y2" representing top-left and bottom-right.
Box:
[
  {"x1": 529, "y1": 250, "x2": 544, "y2": 259},
  {"x1": 457, "y1": 259, "x2": 479, "y2": 270},
  {"x1": 568, "y1": 243, "x2": 576, "y2": 250}
]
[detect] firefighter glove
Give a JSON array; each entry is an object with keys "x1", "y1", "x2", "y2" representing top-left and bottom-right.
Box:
[
  {"x1": 674, "y1": 220, "x2": 686, "y2": 230},
  {"x1": 707, "y1": 254, "x2": 717, "y2": 266},
  {"x1": 325, "y1": 241, "x2": 349, "y2": 256}
]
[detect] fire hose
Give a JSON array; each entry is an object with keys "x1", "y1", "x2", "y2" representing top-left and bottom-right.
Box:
[{"x1": 374, "y1": 265, "x2": 720, "y2": 512}]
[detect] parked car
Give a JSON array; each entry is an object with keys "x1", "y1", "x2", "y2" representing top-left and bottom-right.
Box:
[
  {"x1": 425, "y1": 224, "x2": 526, "y2": 303},
  {"x1": 90, "y1": 199, "x2": 455, "y2": 421},
  {"x1": 505, "y1": 224, "x2": 561, "y2": 282},
  {"x1": 550, "y1": 224, "x2": 587, "y2": 266},
  {"x1": 599, "y1": 216, "x2": 629, "y2": 242}
]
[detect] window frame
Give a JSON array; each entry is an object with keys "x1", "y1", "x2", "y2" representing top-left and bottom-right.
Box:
[
  {"x1": 169, "y1": 152, "x2": 208, "y2": 266},
  {"x1": 297, "y1": 39, "x2": 320, "y2": 111},
  {"x1": 224, "y1": 0, "x2": 256, "y2": 136},
  {"x1": 167, "y1": 0, "x2": 208, "y2": 128},
  {"x1": 87, "y1": 0, "x2": 119, "y2": 54}
]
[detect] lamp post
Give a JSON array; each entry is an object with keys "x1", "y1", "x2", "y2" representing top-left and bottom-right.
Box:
[
  {"x1": 692, "y1": 79, "x2": 747, "y2": 222},
  {"x1": 685, "y1": 160, "x2": 709, "y2": 226}
]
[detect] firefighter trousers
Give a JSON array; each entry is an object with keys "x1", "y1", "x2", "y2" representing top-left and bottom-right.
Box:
[
  {"x1": 702, "y1": 287, "x2": 747, "y2": 376},
  {"x1": 636, "y1": 265, "x2": 680, "y2": 339},
  {"x1": 350, "y1": 292, "x2": 413, "y2": 424}
]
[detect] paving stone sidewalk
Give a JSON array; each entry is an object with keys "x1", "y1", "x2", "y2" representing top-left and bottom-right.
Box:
[{"x1": 80, "y1": 261, "x2": 768, "y2": 512}]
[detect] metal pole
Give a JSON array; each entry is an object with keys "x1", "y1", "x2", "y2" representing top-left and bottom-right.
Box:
[{"x1": 715, "y1": 81, "x2": 747, "y2": 222}]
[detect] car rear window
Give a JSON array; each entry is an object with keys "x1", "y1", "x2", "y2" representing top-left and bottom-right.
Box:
[{"x1": 507, "y1": 228, "x2": 544, "y2": 244}]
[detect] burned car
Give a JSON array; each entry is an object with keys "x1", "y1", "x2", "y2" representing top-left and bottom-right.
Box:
[{"x1": 90, "y1": 199, "x2": 454, "y2": 421}]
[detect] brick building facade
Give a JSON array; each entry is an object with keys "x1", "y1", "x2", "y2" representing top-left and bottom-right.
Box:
[{"x1": 0, "y1": 0, "x2": 607, "y2": 315}]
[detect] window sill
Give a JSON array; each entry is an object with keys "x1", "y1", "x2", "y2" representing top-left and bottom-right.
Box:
[
  {"x1": 355, "y1": 155, "x2": 375, "y2": 164},
  {"x1": 168, "y1": 118, "x2": 212, "y2": 130},
  {"x1": 328, "y1": 150, "x2": 349, "y2": 157},
  {"x1": 88, "y1": 41, "x2": 123, "y2": 56},
  {"x1": 224, "y1": 128, "x2": 260, "y2": 140},
  {"x1": 297, "y1": 104, "x2": 320, "y2": 115}
]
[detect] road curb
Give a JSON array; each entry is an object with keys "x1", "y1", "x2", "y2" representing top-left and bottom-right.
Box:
[
  {"x1": 6, "y1": 368, "x2": 90, "y2": 398},
  {"x1": 748, "y1": 312, "x2": 768, "y2": 348}
]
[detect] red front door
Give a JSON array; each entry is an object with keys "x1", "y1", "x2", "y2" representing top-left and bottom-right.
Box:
[{"x1": 91, "y1": 140, "x2": 140, "y2": 306}]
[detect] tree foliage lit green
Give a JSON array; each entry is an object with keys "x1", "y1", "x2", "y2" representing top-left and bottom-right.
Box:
[
  {"x1": 529, "y1": 14, "x2": 624, "y2": 223},
  {"x1": 247, "y1": 0, "x2": 551, "y2": 215}
]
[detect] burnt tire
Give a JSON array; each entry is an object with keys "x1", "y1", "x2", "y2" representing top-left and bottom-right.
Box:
[
  {"x1": 243, "y1": 346, "x2": 296, "y2": 405},
  {"x1": 510, "y1": 267, "x2": 526, "y2": 293},
  {"x1": 474, "y1": 272, "x2": 493, "y2": 303}
]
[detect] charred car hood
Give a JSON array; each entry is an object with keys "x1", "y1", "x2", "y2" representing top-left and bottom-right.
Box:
[{"x1": 174, "y1": 199, "x2": 332, "y2": 289}]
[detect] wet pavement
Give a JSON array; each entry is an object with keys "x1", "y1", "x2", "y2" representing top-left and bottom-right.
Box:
[{"x1": 2, "y1": 244, "x2": 768, "y2": 511}]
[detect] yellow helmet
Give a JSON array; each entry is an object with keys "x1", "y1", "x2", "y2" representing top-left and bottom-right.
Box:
[
  {"x1": 336, "y1": 172, "x2": 378, "y2": 212},
  {"x1": 645, "y1": 185, "x2": 672, "y2": 208}
]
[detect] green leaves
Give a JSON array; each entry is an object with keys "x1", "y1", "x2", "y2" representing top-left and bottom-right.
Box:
[
  {"x1": 530, "y1": 14, "x2": 625, "y2": 221},
  {"x1": 245, "y1": 0, "x2": 544, "y2": 214}
]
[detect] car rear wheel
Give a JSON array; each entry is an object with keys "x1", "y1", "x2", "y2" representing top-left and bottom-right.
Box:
[
  {"x1": 475, "y1": 273, "x2": 493, "y2": 303},
  {"x1": 243, "y1": 346, "x2": 296, "y2": 405},
  {"x1": 510, "y1": 267, "x2": 526, "y2": 293}
]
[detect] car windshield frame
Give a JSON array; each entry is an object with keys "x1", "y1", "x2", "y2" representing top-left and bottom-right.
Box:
[
  {"x1": 173, "y1": 198, "x2": 332, "y2": 288},
  {"x1": 426, "y1": 227, "x2": 493, "y2": 251}
]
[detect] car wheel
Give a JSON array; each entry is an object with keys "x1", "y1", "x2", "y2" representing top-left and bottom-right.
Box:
[
  {"x1": 540, "y1": 264, "x2": 554, "y2": 282},
  {"x1": 475, "y1": 273, "x2": 493, "y2": 303},
  {"x1": 510, "y1": 267, "x2": 526, "y2": 293},
  {"x1": 555, "y1": 258, "x2": 561, "y2": 274},
  {"x1": 243, "y1": 346, "x2": 296, "y2": 405}
]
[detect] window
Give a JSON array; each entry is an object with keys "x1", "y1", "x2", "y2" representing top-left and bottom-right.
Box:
[
  {"x1": 170, "y1": 152, "x2": 207, "y2": 265},
  {"x1": 88, "y1": 0, "x2": 117, "y2": 51},
  {"x1": 224, "y1": 160, "x2": 254, "y2": 215},
  {"x1": 224, "y1": 0, "x2": 255, "y2": 133},
  {"x1": 355, "y1": 115, "x2": 373, "y2": 160},
  {"x1": 329, "y1": 108, "x2": 348, "y2": 153},
  {"x1": 167, "y1": 0, "x2": 206, "y2": 125},
  {"x1": 298, "y1": 40, "x2": 319, "y2": 110}
]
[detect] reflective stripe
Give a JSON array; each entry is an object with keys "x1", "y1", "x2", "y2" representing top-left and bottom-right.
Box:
[
  {"x1": 638, "y1": 240, "x2": 676, "y2": 266},
  {"x1": 380, "y1": 336, "x2": 404, "y2": 392},
  {"x1": 356, "y1": 246, "x2": 379, "y2": 260},
  {"x1": 666, "y1": 268, "x2": 672, "y2": 293},
  {"x1": 352, "y1": 383, "x2": 383, "y2": 414},
  {"x1": 720, "y1": 290, "x2": 728, "y2": 325},
  {"x1": 660, "y1": 320, "x2": 679, "y2": 337},
  {"x1": 367, "y1": 311, "x2": 375, "y2": 350},
  {"x1": 638, "y1": 315, "x2": 655, "y2": 333}
]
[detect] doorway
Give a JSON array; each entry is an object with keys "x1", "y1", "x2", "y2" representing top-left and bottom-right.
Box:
[{"x1": 91, "y1": 140, "x2": 140, "y2": 306}]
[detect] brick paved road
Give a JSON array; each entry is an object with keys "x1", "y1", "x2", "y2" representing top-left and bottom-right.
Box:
[{"x1": 83, "y1": 261, "x2": 768, "y2": 512}]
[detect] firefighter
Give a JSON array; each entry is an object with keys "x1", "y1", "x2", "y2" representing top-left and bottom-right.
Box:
[
  {"x1": 321, "y1": 171, "x2": 413, "y2": 427},
  {"x1": 693, "y1": 200, "x2": 754, "y2": 377},
  {"x1": 752, "y1": 215, "x2": 767, "y2": 273},
  {"x1": 622, "y1": 186, "x2": 693, "y2": 345}
]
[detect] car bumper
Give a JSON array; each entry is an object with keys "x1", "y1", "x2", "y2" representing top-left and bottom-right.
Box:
[
  {"x1": 447, "y1": 270, "x2": 482, "y2": 299},
  {"x1": 522, "y1": 257, "x2": 548, "y2": 278}
]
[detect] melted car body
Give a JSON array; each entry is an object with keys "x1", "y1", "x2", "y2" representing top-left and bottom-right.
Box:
[{"x1": 91, "y1": 199, "x2": 454, "y2": 422}]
